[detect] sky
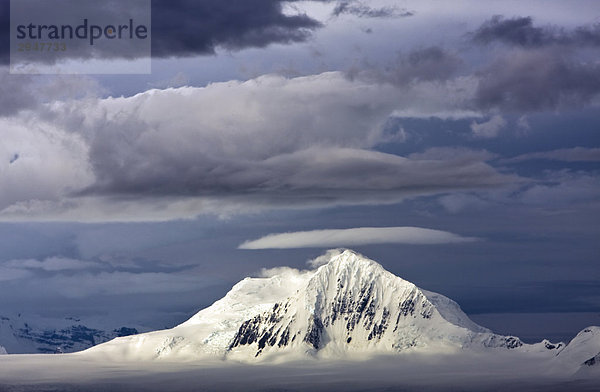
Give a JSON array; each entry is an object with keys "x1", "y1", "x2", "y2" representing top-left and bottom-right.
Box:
[{"x1": 0, "y1": 0, "x2": 599, "y2": 342}]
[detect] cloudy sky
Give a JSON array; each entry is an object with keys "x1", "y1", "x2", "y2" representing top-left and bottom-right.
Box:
[{"x1": 1, "y1": 0, "x2": 599, "y2": 342}]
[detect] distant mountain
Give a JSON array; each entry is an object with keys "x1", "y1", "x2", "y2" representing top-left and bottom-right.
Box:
[
  {"x1": 0, "y1": 313, "x2": 142, "y2": 354},
  {"x1": 88, "y1": 249, "x2": 599, "y2": 371}
]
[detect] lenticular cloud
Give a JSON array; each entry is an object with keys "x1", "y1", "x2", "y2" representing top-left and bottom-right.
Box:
[{"x1": 238, "y1": 227, "x2": 478, "y2": 249}]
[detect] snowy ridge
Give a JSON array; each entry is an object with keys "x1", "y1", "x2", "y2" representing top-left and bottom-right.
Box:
[
  {"x1": 86, "y1": 249, "x2": 597, "y2": 370},
  {"x1": 556, "y1": 326, "x2": 600, "y2": 370}
]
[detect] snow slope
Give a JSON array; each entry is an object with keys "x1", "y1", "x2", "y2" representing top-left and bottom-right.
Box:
[
  {"x1": 556, "y1": 326, "x2": 600, "y2": 373},
  {"x1": 86, "y1": 266, "x2": 312, "y2": 360}
]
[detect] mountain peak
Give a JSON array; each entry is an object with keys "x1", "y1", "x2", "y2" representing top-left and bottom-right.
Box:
[
  {"x1": 321, "y1": 249, "x2": 381, "y2": 267},
  {"x1": 324, "y1": 248, "x2": 370, "y2": 261},
  {"x1": 312, "y1": 249, "x2": 389, "y2": 283},
  {"x1": 226, "y1": 249, "x2": 517, "y2": 358}
]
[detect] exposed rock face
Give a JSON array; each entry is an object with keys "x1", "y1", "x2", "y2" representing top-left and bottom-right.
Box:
[{"x1": 583, "y1": 353, "x2": 600, "y2": 366}]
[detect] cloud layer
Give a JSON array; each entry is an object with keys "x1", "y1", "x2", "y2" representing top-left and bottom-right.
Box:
[
  {"x1": 1, "y1": 6, "x2": 598, "y2": 222},
  {"x1": 0, "y1": 71, "x2": 519, "y2": 221},
  {"x1": 239, "y1": 227, "x2": 478, "y2": 249},
  {"x1": 502, "y1": 147, "x2": 600, "y2": 163},
  {"x1": 0, "y1": 256, "x2": 212, "y2": 298}
]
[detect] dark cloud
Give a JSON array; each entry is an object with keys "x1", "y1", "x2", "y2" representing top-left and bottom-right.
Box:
[
  {"x1": 0, "y1": 0, "x2": 322, "y2": 65},
  {"x1": 82, "y1": 145, "x2": 515, "y2": 210},
  {"x1": 332, "y1": 1, "x2": 413, "y2": 19},
  {"x1": 471, "y1": 15, "x2": 600, "y2": 48},
  {"x1": 474, "y1": 48, "x2": 600, "y2": 111},
  {"x1": 348, "y1": 47, "x2": 462, "y2": 85},
  {"x1": 150, "y1": 0, "x2": 322, "y2": 58},
  {"x1": 469, "y1": 16, "x2": 600, "y2": 112},
  {"x1": 398, "y1": 47, "x2": 462, "y2": 83}
]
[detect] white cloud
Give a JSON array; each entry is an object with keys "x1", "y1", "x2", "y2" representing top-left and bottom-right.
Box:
[
  {"x1": 470, "y1": 115, "x2": 506, "y2": 138},
  {"x1": 0, "y1": 117, "x2": 92, "y2": 212},
  {"x1": 239, "y1": 227, "x2": 478, "y2": 249},
  {"x1": 307, "y1": 249, "x2": 347, "y2": 268}
]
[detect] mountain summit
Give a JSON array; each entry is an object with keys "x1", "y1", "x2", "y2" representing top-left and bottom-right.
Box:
[
  {"x1": 228, "y1": 249, "x2": 520, "y2": 358},
  {"x1": 86, "y1": 249, "x2": 596, "y2": 371}
]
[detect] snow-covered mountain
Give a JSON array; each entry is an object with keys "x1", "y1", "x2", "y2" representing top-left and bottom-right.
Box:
[
  {"x1": 227, "y1": 251, "x2": 524, "y2": 359},
  {"x1": 0, "y1": 313, "x2": 142, "y2": 354},
  {"x1": 86, "y1": 249, "x2": 596, "y2": 366},
  {"x1": 556, "y1": 326, "x2": 600, "y2": 375}
]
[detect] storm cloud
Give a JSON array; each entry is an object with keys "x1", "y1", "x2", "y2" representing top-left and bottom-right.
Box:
[
  {"x1": 474, "y1": 48, "x2": 600, "y2": 111},
  {"x1": 348, "y1": 46, "x2": 463, "y2": 86},
  {"x1": 471, "y1": 15, "x2": 600, "y2": 48},
  {"x1": 150, "y1": 0, "x2": 322, "y2": 57},
  {"x1": 0, "y1": 0, "x2": 323, "y2": 65},
  {"x1": 465, "y1": 15, "x2": 600, "y2": 112}
]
